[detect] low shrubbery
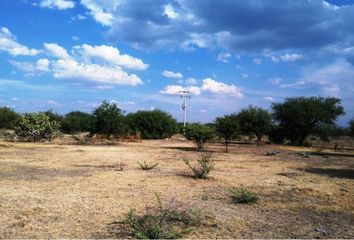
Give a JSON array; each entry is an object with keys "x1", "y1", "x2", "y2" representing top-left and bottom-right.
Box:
[
  {"x1": 184, "y1": 123, "x2": 214, "y2": 150},
  {"x1": 184, "y1": 153, "x2": 214, "y2": 179},
  {"x1": 124, "y1": 195, "x2": 203, "y2": 239},
  {"x1": 231, "y1": 187, "x2": 259, "y2": 204},
  {"x1": 138, "y1": 161, "x2": 159, "y2": 170}
]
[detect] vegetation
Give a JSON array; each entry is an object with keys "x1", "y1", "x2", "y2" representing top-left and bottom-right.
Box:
[
  {"x1": 231, "y1": 187, "x2": 259, "y2": 204},
  {"x1": 138, "y1": 161, "x2": 159, "y2": 170},
  {"x1": 15, "y1": 112, "x2": 61, "y2": 142},
  {"x1": 349, "y1": 119, "x2": 354, "y2": 138},
  {"x1": 91, "y1": 101, "x2": 127, "y2": 138},
  {"x1": 43, "y1": 110, "x2": 64, "y2": 126},
  {"x1": 125, "y1": 194, "x2": 203, "y2": 239},
  {"x1": 214, "y1": 114, "x2": 240, "y2": 152},
  {"x1": 62, "y1": 111, "x2": 93, "y2": 134},
  {"x1": 126, "y1": 110, "x2": 178, "y2": 139},
  {"x1": 272, "y1": 97, "x2": 344, "y2": 145},
  {"x1": 237, "y1": 106, "x2": 272, "y2": 144},
  {"x1": 0, "y1": 107, "x2": 21, "y2": 130},
  {"x1": 315, "y1": 123, "x2": 349, "y2": 142},
  {"x1": 184, "y1": 153, "x2": 214, "y2": 179},
  {"x1": 184, "y1": 123, "x2": 214, "y2": 150}
]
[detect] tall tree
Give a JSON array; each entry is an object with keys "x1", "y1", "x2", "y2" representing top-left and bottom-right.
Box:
[
  {"x1": 237, "y1": 106, "x2": 272, "y2": 144},
  {"x1": 0, "y1": 107, "x2": 21, "y2": 130},
  {"x1": 272, "y1": 97, "x2": 344, "y2": 145},
  {"x1": 214, "y1": 114, "x2": 240, "y2": 152}
]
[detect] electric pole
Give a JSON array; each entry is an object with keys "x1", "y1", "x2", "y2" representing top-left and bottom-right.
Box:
[{"x1": 179, "y1": 90, "x2": 191, "y2": 130}]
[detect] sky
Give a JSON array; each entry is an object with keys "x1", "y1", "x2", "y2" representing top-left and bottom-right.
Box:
[{"x1": 0, "y1": 0, "x2": 354, "y2": 125}]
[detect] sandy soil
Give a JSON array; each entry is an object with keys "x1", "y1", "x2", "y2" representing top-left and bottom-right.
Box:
[{"x1": 0, "y1": 137, "x2": 353, "y2": 239}]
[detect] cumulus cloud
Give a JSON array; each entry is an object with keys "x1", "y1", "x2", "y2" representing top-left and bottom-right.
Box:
[
  {"x1": 39, "y1": 0, "x2": 75, "y2": 10},
  {"x1": 0, "y1": 27, "x2": 40, "y2": 56},
  {"x1": 201, "y1": 78, "x2": 243, "y2": 98},
  {"x1": 185, "y1": 77, "x2": 197, "y2": 85},
  {"x1": 81, "y1": 0, "x2": 354, "y2": 54},
  {"x1": 217, "y1": 52, "x2": 231, "y2": 62},
  {"x1": 44, "y1": 43, "x2": 70, "y2": 59},
  {"x1": 279, "y1": 53, "x2": 303, "y2": 62},
  {"x1": 264, "y1": 96, "x2": 274, "y2": 102},
  {"x1": 160, "y1": 85, "x2": 201, "y2": 95},
  {"x1": 162, "y1": 70, "x2": 183, "y2": 79},
  {"x1": 74, "y1": 44, "x2": 148, "y2": 70}
]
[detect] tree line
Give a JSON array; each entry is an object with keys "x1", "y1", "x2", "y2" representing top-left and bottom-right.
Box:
[{"x1": 0, "y1": 97, "x2": 353, "y2": 147}]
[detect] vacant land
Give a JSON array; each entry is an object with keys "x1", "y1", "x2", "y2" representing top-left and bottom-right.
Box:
[{"x1": 0, "y1": 137, "x2": 353, "y2": 238}]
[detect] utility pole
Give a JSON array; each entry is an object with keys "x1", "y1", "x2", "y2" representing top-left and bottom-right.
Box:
[{"x1": 179, "y1": 90, "x2": 191, "y2": 130}]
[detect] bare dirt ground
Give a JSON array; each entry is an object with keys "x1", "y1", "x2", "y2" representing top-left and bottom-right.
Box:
[{"x1": 0, "y1": 137, "x2": 353, "y2": 239}]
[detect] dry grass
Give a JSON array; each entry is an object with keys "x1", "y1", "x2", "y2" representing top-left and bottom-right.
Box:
[{"x1": 0, "y1": 137, "x2": 353, "y2": 238}]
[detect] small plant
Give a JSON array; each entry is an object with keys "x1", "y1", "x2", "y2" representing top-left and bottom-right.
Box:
[
  {"x1": 124, "y1": 194, "x2": 203, "y2": 239},
  {"x1": 231, "y1": 187, "x2": 259, "y2": 204},
  {"x1": 138, "y1": 161, "x2": 158, "y2": 170},
  {"x1": 184, "y1": 153, "x2": 214, "y2": 179}
]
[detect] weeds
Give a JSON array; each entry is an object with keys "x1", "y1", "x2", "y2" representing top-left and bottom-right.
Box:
[
  {"x1": 184, "y1": 153, "x2": 214, "y2": 179},
  {"x1": 231, "y1": 187, "x2": 259, "y2": 204},
  {"x1": 124, "y1": 194, "x2": 203, "y2": 239},
  {"x1": 138, "y1": 161, "x2": 159, "y2": 170}
]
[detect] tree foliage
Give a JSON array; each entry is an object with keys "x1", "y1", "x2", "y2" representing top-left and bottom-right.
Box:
[
  {"x1": 184, "y1": 123, "x2": 214, "y2": 150},
  {"x1": 272, "y1": 97, "x2": 344, "y2": 145},
  {"x1": 126, "y1": 110, "x2": 178, "y2": 139},
  {"x1": 214, "y1": 114, "x2": 240, "y2": 152},
  {"x1": 237, "y1": 106, "x2": 272, "y2": 143},
  {"x1": 91, "y1": 101, "x2": 127, "y2": 138},
  {"x1": 62, "y1": 111, "x2": 93, "y2": 134},
  {"x1": 15, "y1": 112, "x2": 61, "y2": 142},
  {"x1": 349, "y1": 119, "x2": 354, "y2": 138},
  {"x1": 0, "y1": 107, "x2": 21, "y2": 130}
]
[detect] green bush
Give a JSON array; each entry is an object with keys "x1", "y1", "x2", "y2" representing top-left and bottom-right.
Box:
[
  {"x1": 348, "y1": 119, "x2": 354, "y2": 138},
  {"x1": 0, "y1": 107, "x2": 21, "y2": 130},
  {"x1": 138, "y1": 161, "x2": 159, "y2": 170},
  {"x1": 184, "y1": 123, "x2": 214, "y2": 150},
  {"x1": 62, "y1": 111, "x2": 93, "y2": 134},
  {"x1": 184, "y1": 153, "x2": 214, "y2": 179},
  {"x1": 91, "y1": 101, "x2": 127, "y2": 138},
  {"x1": 231, "y1": 187, "x2": 259, "y2": 204},
  {"x1": 126, "y1": 110, "x2": 178, "y2": 139},
  {"x1": 214, "y1": 114, "x2": 240, "y2": 152},
  {"x1": 268, "y1": 124, "x2": 286, "y2": 144},
  {"x1": 124, "y1": 194, "x2": 203, "y2": 239},
  {"x1": 15, "y1": 113, "x2": 61, "y2": 142}
]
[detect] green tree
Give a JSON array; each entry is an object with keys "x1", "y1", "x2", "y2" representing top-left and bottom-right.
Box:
[
  {"x1": 15, "y1": 112, "x2": 61, "y2": 142},
  {"x1": 237, "y1": 106, "x2": 272, "y2": 143},
  {"x1": 43, "y1": 110, "x2": 64, "y2": 125},
  {"x1": 349, "y1": 119, "x2": 354, "y2": 138},
  {"x1": 0, "y1": 107, "x2": 21, "y2": 130},
  {"x1": 91, "y1": 101, "x2": 127, "y2": 138},
  {"x1": 126, "y1": 110, "x2": 178, "y2": 139},
  {"x1": 62, "y1": 111, "x2": 93, "y2": 134},
  {"x1": 214, "y1": 114, "x2": 240, "y2": 152},
  {"x1": 184, "y1": 123, "x2": 214, "y2": 150},
  {"x1": 272, "y1": 97, "x2": 344, "y2": 145}
]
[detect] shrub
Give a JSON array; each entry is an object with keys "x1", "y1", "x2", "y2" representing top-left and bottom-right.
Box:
[
  {"x1": 126, "y1": 110, "x2": 178, "y2": 139},
  {"x1": 91, "y1": 101, "x2": 127, "y2": 138},
  {"x1": 184, "y1": 153, "x2": 214, "y2": 179},
  {"x1": 138, "y1": 161, "x2": 159, "y2": 170},
  {"x1": 268, "y1": 124, "x2": 286, "y2": 144},
  {"x1": 43, "y1": 110, "x2": 64, "y2": 125},
  {"x1": 231, "y1": 187, "x2": 259, "y2": 204},
  {"x1": 62, "y1": 111, "x2": 93, "y2": 134},
  {"x1": 0, "y1": 107, "x2": 21, "y2": 130},
  {"x1": 348, "y1": 119, "x2": 354, "y2": 138},
  {"x1": 184, "y1": 123, "x2": 214, "y2": 150},
  {"x1": 15, "y1": 112, "x2": 61, "y2": 142},
  {"x1": 214, "y1": 114, "x2": 240, "y2": 152},
  {"x1": 124, "y1": 194, "x2": 203, "y2": 239}
]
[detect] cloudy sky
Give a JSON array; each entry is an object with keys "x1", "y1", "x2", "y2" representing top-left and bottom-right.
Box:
[{"x1": 1, "y1": 0, "x2": 354, "y2": 125}]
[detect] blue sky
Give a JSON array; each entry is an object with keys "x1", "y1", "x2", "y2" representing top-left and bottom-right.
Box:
[{"x1": 0, "y1": 0, "x2": 354, "y2": 125}]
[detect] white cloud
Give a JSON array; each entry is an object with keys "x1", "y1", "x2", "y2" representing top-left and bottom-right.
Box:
[
  {"x1": 160, "y1": 85, "x2": 201, "y2": 95},
  {"x1": 36, "y1": 58, "x2": 50, "y2": 72},
  {"x1": 10, "y1": 58, "x2": 50, "y2": 74},
  {"x1": 185, "y1": 77, "x2": 197, "y2": 85},
  {"x1": 44, "y1": 43, "x2": 70, "y2": 59},
  {"x1": 95, "y1": 85, "x2": 114, "y2": 90},
  {"x1": 279, "y1": 53, "x2": 303, "y2": 62},
  {"x1": 75, "y1": 44, "x2": 148, "y2": 70},
  {"x1": 163, "y1": 4, "x2": 178, "y2": 19},
  {"x1": 39, "y1": 0, "x2": 75, "y2": 10},
  {"x1": 80, "y1": 0, "x2": 114, "y2": 26},
  {"x1": 0, "y1": 27, "x2": 40, "y2": 56},
  {"x1": 51, "y1": 59, "x2": 143, "y2": 86},
  {"x1": 162, "y1": 70, "x2": 183, "y2": 79},
  {"x1": 201, "y1": 78, "x2": 243, "y2": 98},
  {"x1": 264, "y1": 96, "x2": 274, "y2": 102},
  {"x1": 217, "y1": 52, "x2": 231, "y2": 62},
  {"x1": 253, "y1": 58, "x2": 262, "y2": 64}
]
